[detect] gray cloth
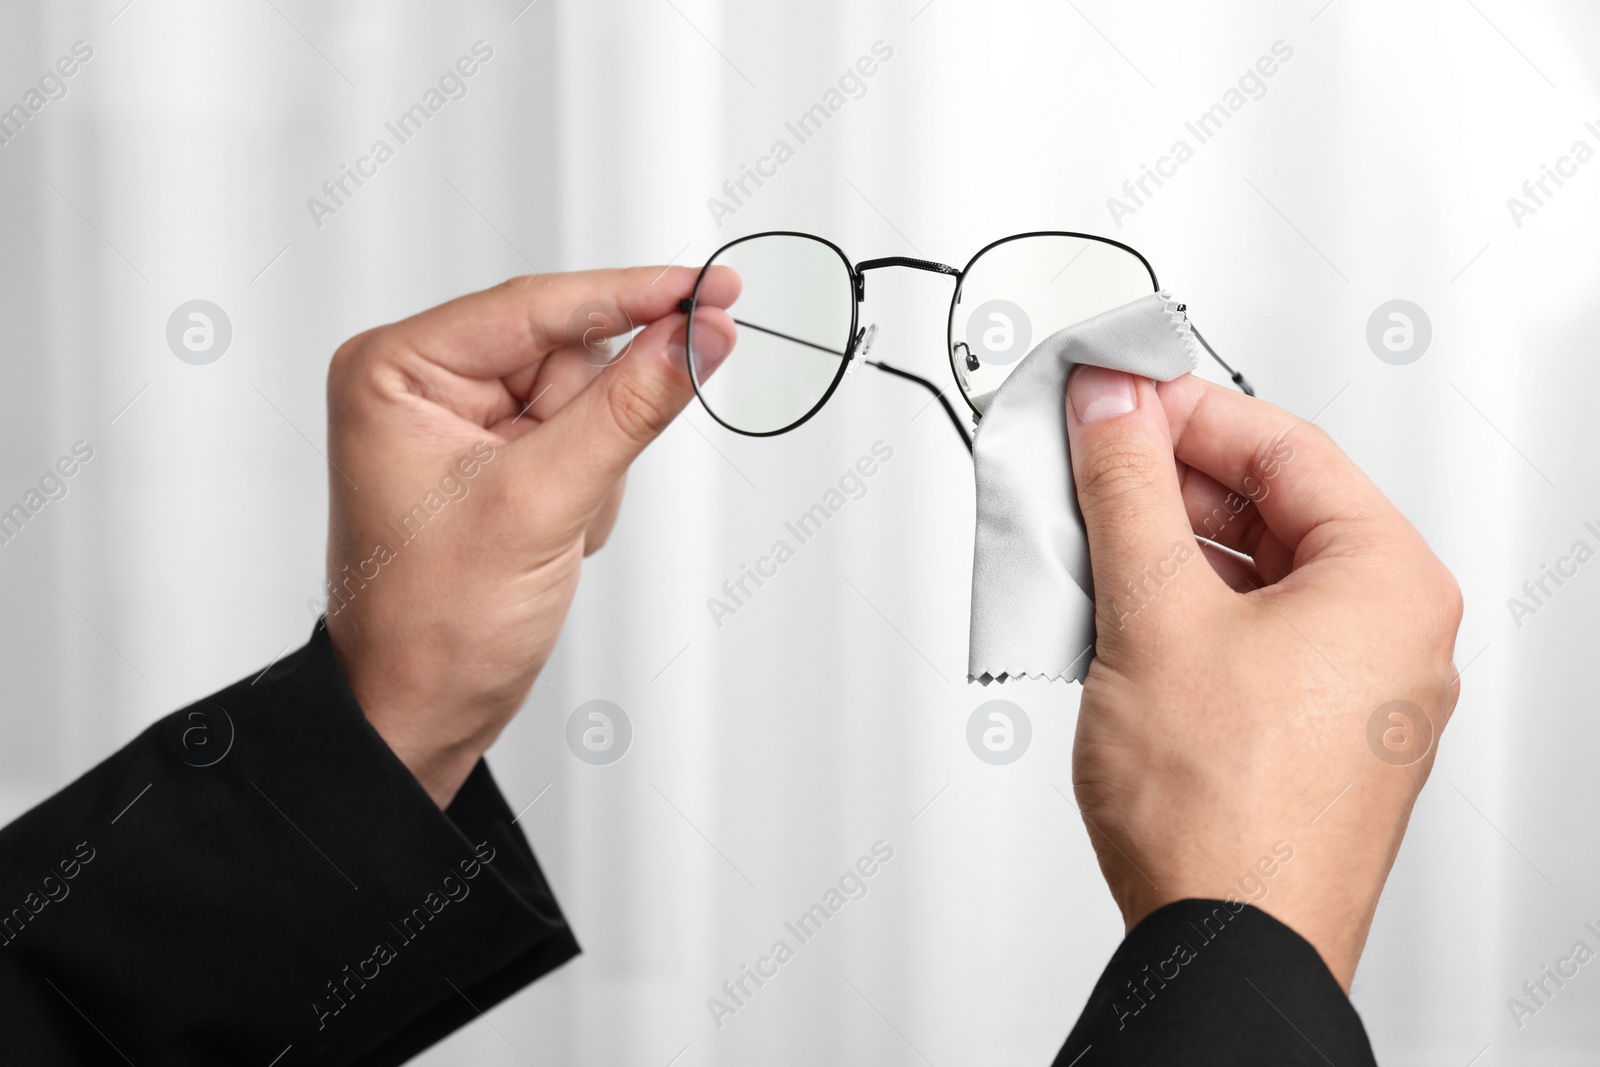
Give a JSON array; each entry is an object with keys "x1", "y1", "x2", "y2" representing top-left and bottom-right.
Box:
[{"x1": 968, "y1": 291, "x2": 1200, "y2": 684}]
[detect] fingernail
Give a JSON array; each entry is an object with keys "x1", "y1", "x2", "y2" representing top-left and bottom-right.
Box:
[{"x1": 1068, "y1": 365, "x2": 1138, "y2": 423}]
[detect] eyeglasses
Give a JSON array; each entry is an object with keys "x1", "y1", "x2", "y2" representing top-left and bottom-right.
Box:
[{"x1": 678, "y1": 230, "x2": 1254, "y2": 454}]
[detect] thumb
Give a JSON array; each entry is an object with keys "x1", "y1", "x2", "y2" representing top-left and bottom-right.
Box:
[
  {"x1": 522, "y1": 307, "x2": 736, "y2": 519},
  {"x1": 1065, "y1": 365, "x2": 1213, "y2": 642}
]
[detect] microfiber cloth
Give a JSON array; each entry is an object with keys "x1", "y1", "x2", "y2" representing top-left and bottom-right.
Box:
[{"x1": 969, "y1": 291, "x2": 1200, "y2": 684}]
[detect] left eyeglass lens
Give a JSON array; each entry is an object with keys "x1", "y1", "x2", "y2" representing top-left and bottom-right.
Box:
[
  {"x1": 951, "y1": 235, "x2": 1156, "y2": 414},
  {"x1": 689, "y1": 234, "x2": 855, "y2": 435}
]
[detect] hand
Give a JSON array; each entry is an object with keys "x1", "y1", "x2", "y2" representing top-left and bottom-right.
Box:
[
  {"x1": 322, "y1": 267, "x2": 738, "y2": 807},
  {"x1": 1062, "y1": 365, "x2": 1462, "y2": 990}
]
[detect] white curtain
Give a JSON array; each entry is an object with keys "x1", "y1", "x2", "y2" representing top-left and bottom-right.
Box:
[{"x1": 2, "y1": 1, "x2": 1597, "y2": 1063}]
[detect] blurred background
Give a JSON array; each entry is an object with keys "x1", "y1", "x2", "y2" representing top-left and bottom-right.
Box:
[{"x1": 1, "y1": 0, "x2": 1597, "y2": 1063}]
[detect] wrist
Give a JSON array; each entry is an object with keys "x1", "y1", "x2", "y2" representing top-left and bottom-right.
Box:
[
  {"x1": 324, "y1": 617, "x2": 519, "y2": 808},
  {"x1": 363, "y1": 716, "x2": 486, "y2": 809}
]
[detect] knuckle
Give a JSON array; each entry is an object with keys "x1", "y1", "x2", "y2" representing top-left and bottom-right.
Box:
[
  {"x1": 1438, "y1": 669, "x2": 1462, "y2": 725},
  {"x1": 326, "y1": 329, "x2": 382, "y2": 405},
  {"x1": 1440, "y1": 668, "x2": 1465, "y2": 726},
  {"x1": 1245, "y1": 423, "x2": 1309, "y2": 494},
  {"x1": 1408, "y1": 558, "x2": 1464, "y2": 638},
  {"x1": 605, "y1": 372, "x2": 675, "y2": 447},
  {"x1": 490, "y1": 275, "x2": 548, "y2": 344},
  {"x1": 326, "y1": 328, "x2": 408, "y2": 411},
  {"x1": 495, "y1": 274, "x2": 542, "y2": 297},
  {"x1": 1076, "y1": 445, "x2": 1163, "y2": 508},
  {"x1": 1438, "y1": 567, "x2": 1465, "y2": 627},
  {"x1": 328, "y1": 329, "x2": 376, "y2": 382}
]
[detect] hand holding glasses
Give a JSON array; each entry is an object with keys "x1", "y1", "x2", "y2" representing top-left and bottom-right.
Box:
[{"x1": 679, "y1": 230, "x2": 1254, "y2": 454}]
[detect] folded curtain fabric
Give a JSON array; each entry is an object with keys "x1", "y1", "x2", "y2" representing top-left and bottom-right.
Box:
[{"x1": 969, "y1": 291, "x2": 1200, "y2": 684}]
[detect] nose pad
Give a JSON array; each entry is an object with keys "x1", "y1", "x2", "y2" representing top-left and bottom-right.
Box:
[
  {"x1": 847, "y1": 323, "x2": 878, "y2": 373},
  {"x1": 953, "y1": 340, "x2": 988, "y2": 413}
]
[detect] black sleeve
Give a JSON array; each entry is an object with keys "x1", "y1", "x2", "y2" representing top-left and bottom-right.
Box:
[
  {"x1": 1053, "y1": 899, "x2": 1377, "y2": 1066},
  {"x1": 0, "y1": 624, "x2": 579, "y2": 1066}
]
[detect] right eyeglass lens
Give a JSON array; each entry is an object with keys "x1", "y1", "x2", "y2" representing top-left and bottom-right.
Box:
[
  {"x1": 952, "y1": 235, "x2": 1157, "y2": 413},
  {"x1": 688, "y1": 234, "x2": 855, "y2": 435}
]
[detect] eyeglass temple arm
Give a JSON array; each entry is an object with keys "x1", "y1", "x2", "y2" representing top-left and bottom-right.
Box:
[
  {"x1": 677, "y1": 300, "x2": 975, "y2": 454},
  {"x1": 1190, "y1": 322, "x2": 1255, "y2": 397},
  {"x1": 863, "y1": 359, "x2": 973, "y2": 454},
  {"x1": 688, "y1": 303, "x2": 1254, "y2": 401},
  {"x1": 728, "y1": 314, "x2": 844, "y2": 358},
  {"x1": 724, "y1": 315, "x2": 973, "y2": 454}
]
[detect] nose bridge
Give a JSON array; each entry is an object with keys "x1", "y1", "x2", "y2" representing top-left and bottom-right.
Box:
[{"x1": 852, "y1": 256, "x2": 960, "y2": 300}]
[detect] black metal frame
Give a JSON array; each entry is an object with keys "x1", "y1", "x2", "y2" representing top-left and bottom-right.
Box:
[{"x1": 680, "y1": 230, "x2": 1255, "y2": 456}]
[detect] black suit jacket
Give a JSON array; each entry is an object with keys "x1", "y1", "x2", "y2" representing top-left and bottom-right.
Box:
[
  {"x1": 1054, "y1": 899, "x2": 1378, "y2": 1065},
  {"x1": 0, "y1": 627, "x2": 1376, "y2": 1064},
  {"x1": 0, "y1": 626, "x2": 578, "y2": 1064}
]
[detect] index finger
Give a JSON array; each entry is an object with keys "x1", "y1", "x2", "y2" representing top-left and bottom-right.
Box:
[
  {"x1": 379, "y1": 265, "x2": 741, "y2": 381},
  {"x1": 1157, "y1": 373, "x2": 1399, "y2": 559}
]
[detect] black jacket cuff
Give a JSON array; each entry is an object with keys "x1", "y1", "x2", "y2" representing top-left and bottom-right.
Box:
[
  {"x1": 0, "y1": 623, "x2": 579, "y2": 1065},
  {"x1": 1053, "y1": 899, "x2": 1376, "y2": 1066}
]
